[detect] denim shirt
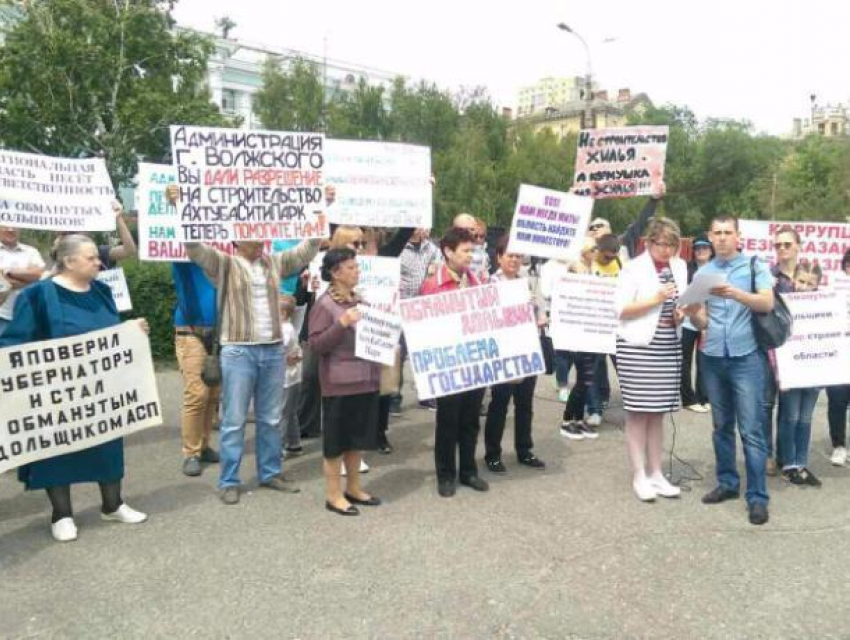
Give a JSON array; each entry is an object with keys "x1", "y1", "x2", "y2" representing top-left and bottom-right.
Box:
[{"x1": 699, "y1": 253, "x2": 774, "y2": 358}]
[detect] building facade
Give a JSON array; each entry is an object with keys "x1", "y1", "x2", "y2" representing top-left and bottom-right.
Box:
[{"x1": 792, "y1": 103, "x2": 849, "y2": 138}]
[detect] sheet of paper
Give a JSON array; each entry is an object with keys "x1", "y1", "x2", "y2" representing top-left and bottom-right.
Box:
[{"x1": 678, "y1": 272, "x2": 728, "y2": 305}]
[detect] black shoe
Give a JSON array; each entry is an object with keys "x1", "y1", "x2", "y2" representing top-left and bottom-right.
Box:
[
  {"x1": 485, "y1": 459, "x2": 507, "y2": 473},
  {"x1": 199, "y1": 447, "x2": 220, "y2": 464},
  {"x1": 419, "y1": 400, "x2": 437, "y2": 412},
  {"x1": 182, "y1": 456, "x2": 201, "y2": 477},
  {"x1": 389, "y1": 398, "x2": 403, "y2": 416},
  {"x1": 460, "y1": 475, "x2": 489, "y2": 492},
  {"x1": 437, "y1": 480, "x2": 456, "y2": 498},
  {"x1": 344, "y1": 492, "x2": 382, "y2": 506},
  {"x1": 748, "y1": 503, "x2": 769, "y2": 525},
  {"x1": 377, "y1": 434, "x2": 393, "y2": 455},
  {"x1": 284, "y1": 445, "x2": 304, "y2": 458},
  {"x1": 325, "y1": 501, "x2": 359, "y2": 516},
  {"x1": 701, "y1": 486, "x2": 740, "y2": 504},
  {"x1": 300, "y1": 431, "x2": 321, "y2": 440},
  {"x1": 796, "y1": 468, "x2": 822, "y2": 487},
  {"x1": 518, "y1": 453, "x2": 546, "y2": 470}
]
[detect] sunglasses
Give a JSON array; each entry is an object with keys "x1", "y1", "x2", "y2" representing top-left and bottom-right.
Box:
[
  {"x1": 589, "y1": 224, "x2": 606, "y2": 231},
  {"x1": 773, "y1": 242, "x2": 795, "y2": 250}
]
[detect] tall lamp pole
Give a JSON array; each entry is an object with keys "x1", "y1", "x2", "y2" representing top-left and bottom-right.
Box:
[{"x1": 557, "y1": 22, "x2": 593, "y2": 130}]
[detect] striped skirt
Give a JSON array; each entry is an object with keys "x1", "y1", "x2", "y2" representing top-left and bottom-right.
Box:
[{"x1": 615, "y1": 325, "x2": 682, "y2": 413}]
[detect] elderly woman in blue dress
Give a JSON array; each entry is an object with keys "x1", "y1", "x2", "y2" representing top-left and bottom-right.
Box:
[{"x1": 0, "y1": 234, "x2": 149, "y2": 542}]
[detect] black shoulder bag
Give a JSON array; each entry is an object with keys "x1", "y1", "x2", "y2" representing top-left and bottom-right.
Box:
[
  {"x1": 201, "y1": 259, "x2": 230, "y2": 387},
  {"x1": 750, "y1": 256, "x2": 793, "y2": 349}
]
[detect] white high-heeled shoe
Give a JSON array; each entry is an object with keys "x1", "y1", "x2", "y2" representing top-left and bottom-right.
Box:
[
  {"x1": 648, "y1": 474, "x2": 682, "y2": 498},
  {"x1": 51, "y1": 517, "x2": 78, "y2": 542},
  {"x1": 632, "y1": 477, "x2": 658, "y2": 502}
]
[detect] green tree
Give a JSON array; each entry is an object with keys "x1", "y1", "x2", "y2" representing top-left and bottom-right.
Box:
[
  {"x1": 0, "y1": 0, "x2": 229, "y2": 187},
  {"x1": 327, "y1": 78, "x2": 390, "y2": 140},
  {"x1": 253, "y1": 56, "x2": 324, "y2": 131},
  {"x1": 773, "y1": 136, "x2": 850, "y2": 222}
]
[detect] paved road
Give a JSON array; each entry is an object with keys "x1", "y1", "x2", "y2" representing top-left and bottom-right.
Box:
[{"x1": 1, "y1": 369, "x2": 848, "y2": 639}]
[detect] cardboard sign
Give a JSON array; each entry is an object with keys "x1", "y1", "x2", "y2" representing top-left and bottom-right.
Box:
[
  {"x1": 97, "y1": 268, "x2": 132, "y2": 312},
  {"x1": 324, "y1": 139, "x2": 432, "y2": 228},
  {"x1": 573, "y1": 126, "x2": 668, "y2": 199},
  {"x1": 400, "y1": 279, "x2": 545, "y2": 400},
  {"x1": 0, "y1": 149, "x2": 115, "y2": 231},
  {"x1": 550, "y1": 274, "x2": 618, "y2": 354},
  {"x1": 170, "y1": 125, "x2": 328, "y2": 242},
  {"x1": 739, "y1": 219, "x2": 850, "y2": 284},
  {"x1": 0, "y1": 322, "x2": 162, "y2": 473},
  {"x1": 774, "y1": 291, "x2": 850, "y2": 390},
  {"x1": 507, "y1": 185, "x2": 593, "y2": 260}
]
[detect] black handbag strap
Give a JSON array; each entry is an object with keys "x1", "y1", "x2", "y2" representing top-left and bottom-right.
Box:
[
  {"x1": 750, "y1": 256, "x2": 757, "y2": 293},
  {"x1": 212, "y1": 259, "x2": 231, "y2": 352}
]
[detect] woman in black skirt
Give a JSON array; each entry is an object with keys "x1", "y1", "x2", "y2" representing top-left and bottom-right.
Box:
[{"x1": 308, "y1": 249, "x2": 382, "y2": 516}]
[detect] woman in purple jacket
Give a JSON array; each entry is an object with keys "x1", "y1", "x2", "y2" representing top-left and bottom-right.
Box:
[{"x1": 308, "y1": 248, "x2": 382, "y2": 516}]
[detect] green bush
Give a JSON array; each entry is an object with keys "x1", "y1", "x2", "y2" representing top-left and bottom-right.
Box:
[{"x1": 122, "y1": 261, "x2": 176, "y2": 363}]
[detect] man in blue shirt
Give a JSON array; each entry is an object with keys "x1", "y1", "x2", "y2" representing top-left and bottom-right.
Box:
[
  {"x1": 173, "y1": 262, "x2": 221, "y2": 477},
  {"x1": 688, "y1": 215, "x2": 775, "y2": 525}
]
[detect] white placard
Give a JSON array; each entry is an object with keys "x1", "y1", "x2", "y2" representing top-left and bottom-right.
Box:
[
  {"x1": 550, "y1": 274, "x2": 618, "y2": 354},
  {"x1": 170, "y1": 125, "x2": 328, "y2": 242},
  {"x1": 309, "y1": 254, "x2": 400, "y2": 312},
  {"x1": 507, "y1": 185, "x2": 593, "y2": 261},
  {"x1": 0, "y1": 149, "x2": 115, "y2": 231},
  {"x1": 0, "y1": 322, "x2": 162, "y2": 473},
  {"x1": 355, "y1": 305, "x2": 403, "y2": 366},
  {"x1": 831, "y1": 274, "x2": 850, "y2": 336},
  {"x1": 96, "y1": 268, "x2": 132, "y2": 312},
  {"x1": 324, "y1": 139, "x2": 432, "y2": 228},
  {"x1": 739, "y1": 219, "x2": 850, "y2": 285},
  {"x1": 678, "y1": 272, "x2": 728, "y2": 305},
  {"x1": 400, "y1": 279, "x2": 545, "y2": 400},
  {"x1": 774, "y1": 291, "x2": 850, "y2": 390}
]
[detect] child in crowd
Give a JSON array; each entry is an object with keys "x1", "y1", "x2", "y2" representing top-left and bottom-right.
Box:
[{"x1": 279, "y1": 295, "x2": 305, "y2": 458}]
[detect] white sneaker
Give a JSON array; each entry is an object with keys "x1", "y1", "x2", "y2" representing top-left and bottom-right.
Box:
[
  {"x1": 687, "y1": 403, "x2": 709, "y2": 413},
  {"x1": 101, "y1": 504, "x2": 148, "y2": 525},
  {"x1": 360, "y1": 459, "x2": 370, "y2": 473},
  {"x1": 557, "y1": 388, "x2": 571, "y2": 403},
  {"x1": 648, "y1": 474, "x2": 682, "y2": 498},
  {"x1": 632, "y1": 477, "x2": 657, "y2": 502},
  {"x1": 51, "y1": 517, "x2": 78, "y2": 542},
  {"x1": 586, "y1": 413, "x2": 602, "y2": 427},
  {"x1": 830, "y1": 447, "x2": 847, "y2": 466},
  {"x1": 701, "y1": 403, "x2": 711, "y2": 412}
]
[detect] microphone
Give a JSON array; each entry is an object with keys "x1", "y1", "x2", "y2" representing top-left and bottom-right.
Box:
[{"x1": 659, "y1": 267, "x2": 677, "y2": 301}]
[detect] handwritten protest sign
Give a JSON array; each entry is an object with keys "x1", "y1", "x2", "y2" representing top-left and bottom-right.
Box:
[
  {"x1": 324, "y1": 139, "x2": 432, "y2": 229},
  {"x1": 170, "y1": 125, "x2": 328, "y2": 242},
  {"x1": 0, "y1": 322, "x2": 162, "y2": 473},
  {"x1": 97, "y1": 268, "x2": 132, "y2": 312},
  {"x1": 400, "y1": 279, "x2": 545, "y2": 400},
  {"x1": 774, "y1": 291, "x2": 850, "y2": 390},
  {"x1": 550, "y1": 274, "x2": 617, "y2": 354},
  {"x1": 0, "y1": 149, "x2": 115, "y2": 231},
  {"x1": 507, "y1": 185, "x2": 592, "y2": 260},
  {"x1": 573, "y1": 126, "x2": 668, "y2": 199},
  {"x1": 136, "y1": 163, "x2": 239, "y2": 261},
  {"x1": 308, "y1": 253, "x2": 401, "y2": 312},
  {"x1": 831, "y1": 274, "x2": 850, "y2": 336},
  {"x1": 739, "y1": 220, "x2": 850, "y2": 284},
  {"x1": 356, "y1": 306, "x2": 403, "y2": 366}
]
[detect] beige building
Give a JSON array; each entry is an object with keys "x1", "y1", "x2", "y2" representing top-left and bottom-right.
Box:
[
  {"x1": 516, "y1": 76, "x2": 600, "y2": 118},
  {"x1": 514, "y1": 84, "x2": 653, "y2": 138},
  {"x1": 792, "y1": 103, "x2": 848, "y2": 138}
]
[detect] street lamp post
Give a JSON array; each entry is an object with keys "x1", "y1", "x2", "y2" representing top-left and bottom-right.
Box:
[{"x1": 556, "y1": 22, "x2": 593, "y2": 130}]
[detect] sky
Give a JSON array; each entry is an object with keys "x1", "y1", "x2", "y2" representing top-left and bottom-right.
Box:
[{"x1": 173, "y1": 0, "x2": 849, "y2": 135}]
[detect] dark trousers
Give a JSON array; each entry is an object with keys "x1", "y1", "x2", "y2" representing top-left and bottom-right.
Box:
[
  {"x1": 435, "y1": 388, "x2": 485, "y2": 483},
  {"x1": 377, "y1": 394, "x2": 391, "y2": 441},
  {"x1": 297, "y1": 342, "x2": 322, "y2": 437},
  {"x1": 827, "y1": 384, "x2": 850, "y2": 448},
  {"x1": 563, "y1": 353, "x2": 597, "y2": 421},
  {"x1": 680, "y1": 327, "x2": 707, "y2": 405},
  {"x1": 484, "y1": 376, "x2": 537, "y2": 461}
]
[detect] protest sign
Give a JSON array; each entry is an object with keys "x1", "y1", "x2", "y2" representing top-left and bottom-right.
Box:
[
  {"x1": 400, "y1": 278, "x2": 545, "y2": 400},
  {"x1": 170, "y1": 125, "x2": 328, "y2": 242},
  {"x1": 774, "y1": 291, "x2": 850, "y2": 390},
  {"x1": 831, "y1": 274, "x2": 850, "y2": 336},
  {"x1": 739, "y1": 219, "x2": 850, "y2": 284},
  {"x1": 573, "y1": 126, "x2": 668, "y2": 199},
  {"x1": 0, "y1": 322, "x2": 162, "y2": 474},
  {"x1": 550, "y1": 274, "x2": 618, "y2": 354},
  {"x1": 356, "y1": 306, "x2": 403, "y2": 366},
  {"x1": 0, "y1": 149, "x2": 115, "y2": 231},
  {"x1": 507, "y1": 185, "x2": 593, "y2": 260},
  {"x1": 324, "y1": 139, "x2": 432, "y2": 229},
  {"x1": 308, "y1": 253, "x2": 401, "y2": 312},
  {"x1": 97, "y1": 268, "x2": 132, "y2": 312}
]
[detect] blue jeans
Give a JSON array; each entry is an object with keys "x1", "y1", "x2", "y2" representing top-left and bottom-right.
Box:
[
  {"x1": 777, "y1": 387, "x2": 820, "y2": 470},
  {"x1": 586, "y1": 355, "x2": 607, "y2": 415},
  {"x1": 553, "y1": 350, "x2": 573, "y2": 387},
  {"x1": 0, "y1": 317, "x2": 9, "y2": 336},
  {"x1": 219, "y1": 343, "x2": 286, "y2": 489},
  {"x1": 700, "y1": 350, "x2": 769, "y2": 506},
  {"x1": 762, "y1": 360, "x2": 778, "y2": 461}
]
